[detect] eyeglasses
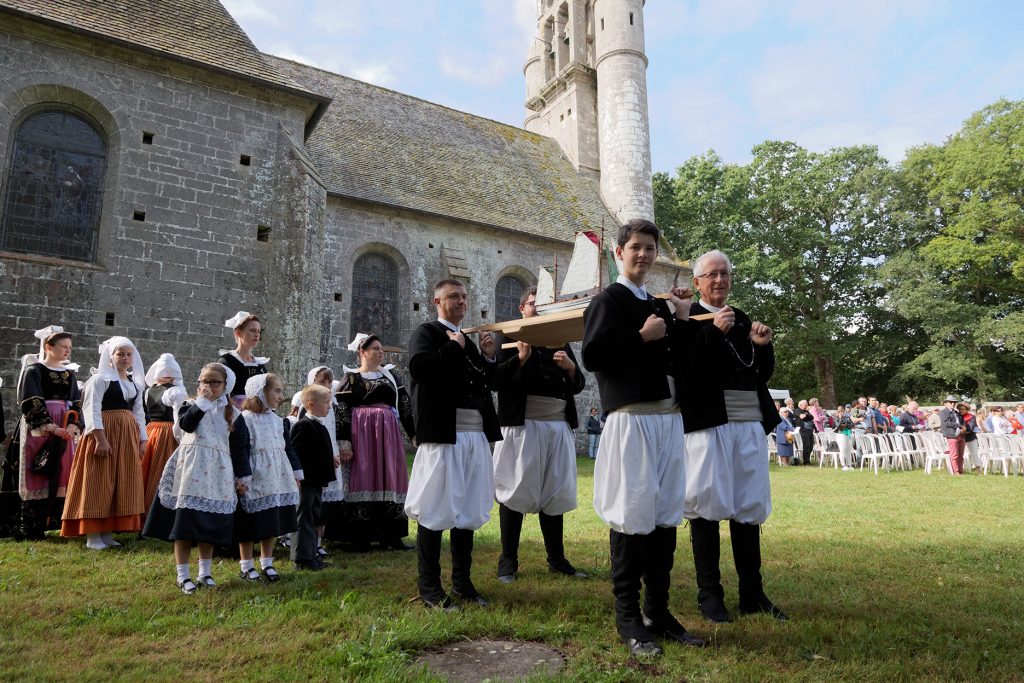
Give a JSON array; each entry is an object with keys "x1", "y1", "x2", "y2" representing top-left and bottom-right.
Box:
[
  {"x1": 697, "y1": 270, "x2": 731, "y2": 281},
  {"x1": 523, "y1": 301, "x2": 537, "y2": 308},
  {"x1": 199, "y1": 380, "x2": 225, "y2": 386}
]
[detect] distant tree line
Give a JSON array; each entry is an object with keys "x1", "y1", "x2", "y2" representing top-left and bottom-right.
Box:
[{"x1": 654, "y1": 99, "x2": 1024, "y2": 407}]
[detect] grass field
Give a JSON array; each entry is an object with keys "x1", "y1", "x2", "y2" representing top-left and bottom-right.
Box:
[{"x1": 1, "y1": 459, "x2": 1022, "y2": 682}]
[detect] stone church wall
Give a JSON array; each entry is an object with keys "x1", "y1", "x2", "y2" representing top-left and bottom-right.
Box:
[{"x1": 0, "y1": 17, "x2": 322, "y2": 427}]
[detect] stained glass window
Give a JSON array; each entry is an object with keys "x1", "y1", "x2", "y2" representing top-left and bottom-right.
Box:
[
  {"x1": 495, "y1": 275, "x2": 528, "y2": 322},
  {"x1": 351, "y1": 252, "x2": 399, "y2": 347},
  {"x1": 1, "y1": 110, "x2": 106, "y2": 261}
]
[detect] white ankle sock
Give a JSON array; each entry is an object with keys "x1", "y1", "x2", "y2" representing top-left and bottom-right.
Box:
[
  {"x1": 100, "y1": 531, "x2": 121, "y2": 547},
  {"x1": 176, "y1": 563, "x2": 190, "y2": 584},
  {"x1": 85, "y1": 533, "x2": 107, "y2": 550},
  {"x1": 260, "y1": 557, "x2": 274, "y2": 570},
  {"x1": 240, "y1": 559, "x2": 254, "y2": 572},
  {"x1": 198, "y1": 558, "x2": 213, "y2": 577}
]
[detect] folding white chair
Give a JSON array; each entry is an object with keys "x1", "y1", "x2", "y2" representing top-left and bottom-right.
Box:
[
  {"x1": 856, "y1": 434, "x2": 886, "y2": 475},
  {"x1": 981, "y1": 434, "x2": 1016, "y2": 476},
  {"x1": 818, "y1": 431, "x2": 841, "y2": 469},
  {"x1": 767, "y1": 433, "x2": 778, "y2": 461},
  {"x1": 923, "y1": 432, "x2": 951, "y2": 474}
]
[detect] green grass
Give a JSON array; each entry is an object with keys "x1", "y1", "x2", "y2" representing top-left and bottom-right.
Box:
[{"x1": 1, "y1": 461, "x2": 1022, "y2": 682}]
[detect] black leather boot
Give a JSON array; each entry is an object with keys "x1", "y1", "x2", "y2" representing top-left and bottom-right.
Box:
[
  {"x1": 732, "y1": 521, "x2": 788, "y2": 621},
  {"x1": 690, "y1": 518, "x2": 731, "y2": 623},
  {"x1": 416, "y1": 524, "x2": 452, "y2": 609},
  {"x1": 609, "y1": 528, "x2": 656, "y2": 650},
  {"x1": 642, "y1": 526, "x2": 706, "y2": 648},
  {"x1": 497, "y1": 504, "x2": 523, "y2": 581},
  {"x1": 451, "y1": 527, "x2": 488, "y2": 606}
]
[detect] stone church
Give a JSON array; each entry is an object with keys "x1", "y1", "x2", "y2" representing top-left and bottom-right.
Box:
[{"x1": 0, "y1": 0, "x2": 684, "y2": 428}]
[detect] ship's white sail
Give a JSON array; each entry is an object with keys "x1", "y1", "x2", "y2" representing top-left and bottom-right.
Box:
[
  {"x1": 536, "y1": 266, "x2": 555, "y2": 305},
  {"x1": 559, "y1": 231, "x2": 601, "y2": 296}
]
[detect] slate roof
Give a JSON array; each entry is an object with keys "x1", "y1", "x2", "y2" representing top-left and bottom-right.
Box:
[
  {"x1": 0, "y1": 0, "x2": 324, "y2": 106},
  {"x1": 265, "y1": 55, "x2": 624, "y2": 246}
]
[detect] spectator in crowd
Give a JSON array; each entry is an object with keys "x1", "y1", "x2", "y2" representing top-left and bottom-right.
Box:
[
  {"x1": 957, "y1": 403, "x2": 981, "y2": 472},
  {"x1": 850, "y1": 398, "x2": 868, "y2": 433},
  {"x1": 939, "y1": 396, "x2": 966, "y2": 475},
  {"x1": 808, "y1": 398, "x2": 826, "y2": 433},
  {"x1": 927, "y1": 408, "x2": 942, "y2": 431},
  {"x1": 793, "y1": 400, "x2": 816, "y2": 465},
  {"x1": 833, "y1": 405, "x2": 855, "y2": 469},
  {"x1": 989, "y1": 407, "x2": 1014, "y2": 435},
  {"x1": 774, "y1": 409, "x2": 797, "y2": 466},
  {"x1": 585, "y1": 407, "x2": 603, "y2": 459},
  {"x1": 866, "y1": 398, "x2": 886, "y2": 434},
  {"x1": 899, "y1": 402, "x2": 922, "y2": 432},
  {"x1": 1006, "y1": 408, "x2": 1023, "y2": 434}
]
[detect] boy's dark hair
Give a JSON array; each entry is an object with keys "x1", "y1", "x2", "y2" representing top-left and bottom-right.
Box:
[
  {"x1": 519, "y1": 287, "x2": 538, "y2": 307},
  {"x1": 617, "y1": 218, "x2": 660, "y2": 248}
]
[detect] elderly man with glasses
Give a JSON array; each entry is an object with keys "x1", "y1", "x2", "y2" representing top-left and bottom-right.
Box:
[{"x1": 680, "y1": 249, "x2": 788, "y2": 623}]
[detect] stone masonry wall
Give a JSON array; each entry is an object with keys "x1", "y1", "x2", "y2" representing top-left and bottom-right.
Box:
[{"x1": 0, "y1": 18, "x2": 320, "y2": 432}]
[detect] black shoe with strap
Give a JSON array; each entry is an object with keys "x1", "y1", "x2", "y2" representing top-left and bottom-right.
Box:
[
  {"x1": 739, "y1": 594, "x2": 789, "y2": 621},
  {"x1": 698, "y1": 592, "x2": 732, "y2": 623}
]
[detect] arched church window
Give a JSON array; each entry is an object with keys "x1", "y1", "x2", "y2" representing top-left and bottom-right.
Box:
[
  {"x1": 1, "y1": 109, "x2": 107, "y2": 262},
  {"x1": 351, "y1": 252, "x2": 400, "y2": 347},
  {"x1": 495, "y1": 275, "x2": 528, "y2": 322}
]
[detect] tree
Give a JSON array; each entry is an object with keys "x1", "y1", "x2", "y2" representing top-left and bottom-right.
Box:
[
  {"x1": 657, "y1": 143, "x2": 909, "y2": 407},
  {"x1": 881, "y1": 99, "x2": 1024, "y2": 401}
]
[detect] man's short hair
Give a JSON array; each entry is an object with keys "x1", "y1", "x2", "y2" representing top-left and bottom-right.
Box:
[
  {"x1": 692, "y1": 249, "x2": 733, "y2": 277},
  {"x1": 434, "y1": 279, "x2": 465, "y2": 295},
  {"x1": 617, "y1": 218, "x2": 659, "y2": 248},
  {"x1": 519, "y1": 286, "x2": 538, "y2": 307},
  {"x1": 300, "y1": 383, "x2": 331, "y2": 406}
]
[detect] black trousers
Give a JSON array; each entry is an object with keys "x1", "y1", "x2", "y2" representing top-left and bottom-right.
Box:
[
  {"x1": 416, "y1": 523, "x2": 478, "y2": 602},
  {"x1": 609, "y1": 526, "x2": 677, "y2": 640},
  {"x1": 290, "y1": 485, "x2": 322, "y2": 563},
  {"x1": 690, "y1": 518, "x2": 764, "y2": 607}
]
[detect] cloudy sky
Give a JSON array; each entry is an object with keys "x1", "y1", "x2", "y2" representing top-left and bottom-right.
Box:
[{"x1": 224, "y1": 0, "x2": 1024, "y2": 173}]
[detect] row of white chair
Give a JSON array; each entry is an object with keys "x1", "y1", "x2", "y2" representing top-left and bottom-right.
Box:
[{"x1": 767, "y1": 430, "x2": 1024, "y2": 476}]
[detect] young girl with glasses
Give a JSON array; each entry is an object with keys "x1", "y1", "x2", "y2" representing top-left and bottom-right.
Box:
[{"x1": 143, "y1": 363, "x2": 252, "y2": 594}]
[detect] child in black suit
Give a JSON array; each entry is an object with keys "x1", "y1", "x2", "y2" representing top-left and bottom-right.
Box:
[{"x1": 288, "y1": 384, "x2": 338, "y2": 570}]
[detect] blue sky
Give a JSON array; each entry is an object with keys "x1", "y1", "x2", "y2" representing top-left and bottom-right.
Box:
[{"x1": 224, "y1": 0, "x2": 1024, "y2": 173}]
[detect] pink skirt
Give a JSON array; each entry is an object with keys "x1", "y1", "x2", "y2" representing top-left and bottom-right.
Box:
[
  {"x1": 347, "y1": 404, "x2": 408, "y2": 504},
  {"x1": 19, "y1": 401, "x2": 76, "y2": 501}
]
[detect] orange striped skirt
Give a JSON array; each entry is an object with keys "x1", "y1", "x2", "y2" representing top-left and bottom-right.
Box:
[
  {"x1": 140, "y1": 421, "x2": 178, "y2": 513},
  {"x1": 61, "y1": 409, "x2": 145, "y2": 537}
]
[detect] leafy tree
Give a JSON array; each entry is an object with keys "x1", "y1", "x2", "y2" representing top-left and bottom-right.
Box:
[
  {"x1": 881, "y1": 99, "x2": 1024, "y2": 401},
  {"x1": 657, "y1": 143, "x2": 910, "y2": 407}
]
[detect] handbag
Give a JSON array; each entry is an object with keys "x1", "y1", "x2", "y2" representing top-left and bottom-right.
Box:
[{"x1": 784, "y1": 431, "x2": 795, "y2": 444}]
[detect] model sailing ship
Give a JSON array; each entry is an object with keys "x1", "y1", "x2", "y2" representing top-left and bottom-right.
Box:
[{"x1": 465, "y1": 230, "x2": 611, "y2": 348}]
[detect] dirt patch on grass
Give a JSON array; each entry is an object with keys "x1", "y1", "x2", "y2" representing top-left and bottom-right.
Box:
[{"x1": 415, "y1": 639, "x2": 563, "y2": 682}]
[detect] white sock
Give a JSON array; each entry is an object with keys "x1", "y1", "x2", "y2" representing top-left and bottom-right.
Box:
[
  {"x1": 260, "y1": 557, "x2": 274, "y2": 570},
  {"x1": 240, "y1": 559, "x2": 255, "y2": 573},
  {"x1": 85, "y1": 533, "x2": 107, "y2": 550},
  {"x1": 176, "y1": 563, "x2": 191, "y2": 584},
  {"x1": 100, "y1": 531, "x2": 121, "y2": 547},
  {"x1": 198, "y1": 558, "x2": 213, "y2": 577}
]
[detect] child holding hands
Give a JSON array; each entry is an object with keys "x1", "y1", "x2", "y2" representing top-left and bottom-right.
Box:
[{"x1": 289, "y1": 384, "x2": 339, "y2": 571}]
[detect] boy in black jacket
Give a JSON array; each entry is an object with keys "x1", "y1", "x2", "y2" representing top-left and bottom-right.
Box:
[
  {"x1": 289, "y1": 384, "x2": 339, "y2": 570},
  {"x1": 582, "y1": 219, "x2": 705, "y2": 657}
]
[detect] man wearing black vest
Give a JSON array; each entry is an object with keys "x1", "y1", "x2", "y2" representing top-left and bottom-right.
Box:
[
  {"x1": 404, "y1": 279, "x2": 500, "y2": 611},
  {"x1": 582, "y1": 219, "x2": 706, "y2": 657},
  {"x1": 681, "y1": 249, "x2": 788, "y2": 623},
  {"x1": 492, "y1": 287, "x2": 587, "y2": 584}
]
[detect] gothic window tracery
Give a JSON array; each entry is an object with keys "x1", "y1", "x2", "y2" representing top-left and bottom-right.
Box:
[
  {"x1": 351, "y1": 252, "x2": 400, "y2": 347},
  {"x1": 1, "y1": 109, "x2": 106, "y2": 262}
]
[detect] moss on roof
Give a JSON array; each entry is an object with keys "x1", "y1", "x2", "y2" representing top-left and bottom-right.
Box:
[
  {"x1": 0, "y1": 0, "x2": 321, "y2": 102},
  {"x1": 265, "y1": 55, "x2": 621, "y2": 246}
]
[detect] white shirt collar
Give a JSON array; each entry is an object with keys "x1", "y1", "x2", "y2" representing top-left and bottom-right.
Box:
[
  {"x1": 697, "y1": 300, "x2": 723, "y2": 313},
  {"x1": 616, "y1": 275, "x2": 648, "y2": 300},
  {"x1": 437, "y1": 317, "x2": 460, "y2": 333}
]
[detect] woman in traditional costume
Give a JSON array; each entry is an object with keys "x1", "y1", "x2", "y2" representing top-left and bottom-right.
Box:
[
  {"x1": 61, "y1": 337, "x2": 147, "y2": 549},
  {"x1": 217, "y1": 311, "x2": 268, "y2": 408},
  {"x1": 12, "y1": 326, "x2": 84, "y2": 539},
  {"x1": 140, "y1": 354, "x2": 186, "y2": 518},
  {"x1": 327, "y1": 333, "x2": 415, "y2": 550}
]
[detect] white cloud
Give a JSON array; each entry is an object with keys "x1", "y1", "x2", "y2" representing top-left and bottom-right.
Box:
[
  {"x1": 266, "y1": 42, "x2": 397, "y2": 87},
  {"x1": 221, "y1": 0, "x2": 280, "y2": 26}
]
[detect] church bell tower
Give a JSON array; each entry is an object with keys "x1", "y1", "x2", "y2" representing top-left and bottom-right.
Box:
[{"x1": 524, "y1": 0, "x2": 653, "y2": 223}]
